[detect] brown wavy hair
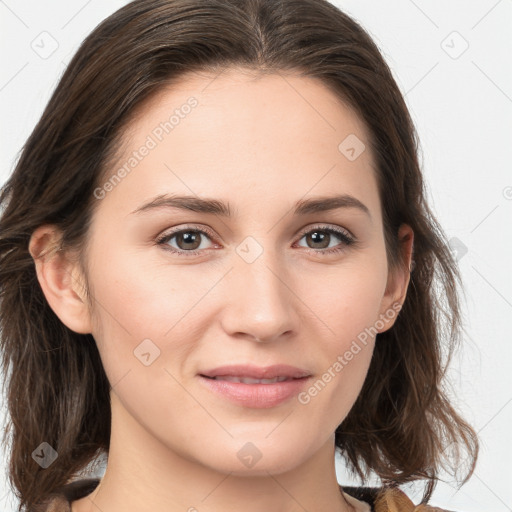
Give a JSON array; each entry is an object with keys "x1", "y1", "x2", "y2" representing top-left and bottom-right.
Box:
[{"x1": 0, "y1": 0, "x2": 478, "y2": 509}]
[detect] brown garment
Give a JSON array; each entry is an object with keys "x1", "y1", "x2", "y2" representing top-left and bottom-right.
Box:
[{"x1": 30, "y1": 478, "x2": 454, "y2": 512}]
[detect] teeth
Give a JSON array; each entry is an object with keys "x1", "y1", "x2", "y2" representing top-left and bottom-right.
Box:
[{"x1": 213, "y1": 376, "x2": 290, "y2": 384}]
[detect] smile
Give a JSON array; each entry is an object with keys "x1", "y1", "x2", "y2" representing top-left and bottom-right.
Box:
[{"x1": 198, "y1": 374, "x2": 311, "y2": 408}]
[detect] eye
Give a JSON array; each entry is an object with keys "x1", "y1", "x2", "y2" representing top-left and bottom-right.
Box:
[
  {"x1": 156, "y1": 225, "x2": 217, "y2": 256},
  {"x1": 295, "y1": 224, "x2": 356, "y2": 256},
  {"x1": 155, "y1": 224, "x2": 356, "y2": 256}
]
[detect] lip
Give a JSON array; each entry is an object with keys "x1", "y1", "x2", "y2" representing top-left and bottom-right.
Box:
[
  {"x1": 199, "y1": 364, "x2": 311, "y2": 380},
  {"x1": 198, "y1": 364, "x2": 312, "y2": 408}
]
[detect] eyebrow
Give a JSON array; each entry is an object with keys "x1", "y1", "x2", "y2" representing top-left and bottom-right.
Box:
[{"x1": 130, "y1": 193, "x2": 371, "y2": 220}]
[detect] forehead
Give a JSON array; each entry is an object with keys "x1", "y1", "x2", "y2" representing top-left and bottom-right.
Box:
[
  {"x1": 130, "y1": 67, "x2": 370, "y2": 144},
  {"x1": 95, "y1": 67, "x2": 380, "y2": 222}
]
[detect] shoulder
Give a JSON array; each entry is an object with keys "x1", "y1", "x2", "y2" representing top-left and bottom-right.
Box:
[
  {"x1": 341, "y1": 484, "x2": 458, "y2": 512},
  {"x1": 28, "y1": 478, "x2": 101, "y2": 512}
]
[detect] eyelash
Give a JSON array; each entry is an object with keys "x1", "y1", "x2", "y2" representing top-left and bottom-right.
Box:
[{"x1": 155, "y1": 224, "x2": 357, "y2": 257}]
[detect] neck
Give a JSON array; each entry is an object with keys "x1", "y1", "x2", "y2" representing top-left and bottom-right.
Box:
[{"x1": 73, "y1": 392, "x2": 356, "y2": 512}]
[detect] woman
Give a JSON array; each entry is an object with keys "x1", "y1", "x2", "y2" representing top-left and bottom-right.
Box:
[{"x1": 0, "y1": 0, "x2": 478, "y2": 511}]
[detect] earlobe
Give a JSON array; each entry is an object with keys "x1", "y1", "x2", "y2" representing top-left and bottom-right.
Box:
[
  {"x1": 377, "y1": 224, "x2": 414, "y2": 333},
  {"x1": 29, "y1": 225, "x2": 92, "y2": 334}
]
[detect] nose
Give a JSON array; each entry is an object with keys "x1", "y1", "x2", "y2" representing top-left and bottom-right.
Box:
[{"x1": 220, "y1": 246, "x2": 298, "y2": 344}]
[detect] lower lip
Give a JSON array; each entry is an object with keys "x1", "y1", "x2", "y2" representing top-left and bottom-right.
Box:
[{"x1": 198, "y1": 375, "x2": 311, "y2": 408}]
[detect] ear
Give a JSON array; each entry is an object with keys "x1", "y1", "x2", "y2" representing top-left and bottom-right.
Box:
[
  {"x1": 376, "y1": 223, "x2": 414, "y2": 333},
  {"x1": 29, "y1": 225, "x2": 92, "y2": 334}
]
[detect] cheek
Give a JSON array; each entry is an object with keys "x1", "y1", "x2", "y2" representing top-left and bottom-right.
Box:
[
  {"x1": 91, "y1": 229, "x2": 212, "y2": 322},
  {"x1": 85, "y1": 242, "x2": 207, "y2": 380},
  {"x1": 300, "y1": 259, "x2": 387, "y2": 344},
  {"x1": 292, "y1": 263, "x2": 386, "y2": 424}
]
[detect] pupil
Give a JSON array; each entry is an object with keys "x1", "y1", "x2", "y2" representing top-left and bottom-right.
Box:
[
  {"x1": 309, "y1": 231, "x2": 329, "y2": 248},
  {"x1": 180, "y1": 232, "x2": 200, "y2": 249}
]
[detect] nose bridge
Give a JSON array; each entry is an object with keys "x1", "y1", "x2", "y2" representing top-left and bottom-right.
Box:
[{"x1": 222, "y1": 236, "x2": 296, "y2": 342}]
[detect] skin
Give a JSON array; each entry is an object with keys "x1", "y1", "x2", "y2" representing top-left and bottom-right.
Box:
[{"x1": 29, "y1": 68, "x2": 413, "y2": 512}]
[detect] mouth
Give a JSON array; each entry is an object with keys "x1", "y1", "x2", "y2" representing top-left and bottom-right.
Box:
[{"x1": 197, "y1": 365, "x2": 312, "y2": 408}]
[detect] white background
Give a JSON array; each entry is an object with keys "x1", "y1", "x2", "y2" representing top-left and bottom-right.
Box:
[{"x1": 1, "y1": 1, "x2": 511, "y2": 510}]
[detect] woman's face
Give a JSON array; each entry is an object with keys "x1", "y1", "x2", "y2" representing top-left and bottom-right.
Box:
[{"x1": 77, "y1": 68, "x2": 410, "y2": 476}]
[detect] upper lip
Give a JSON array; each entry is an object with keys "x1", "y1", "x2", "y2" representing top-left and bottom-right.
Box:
[{"x1": 199, "y1": 364, "x2": 311, "y2": 379}]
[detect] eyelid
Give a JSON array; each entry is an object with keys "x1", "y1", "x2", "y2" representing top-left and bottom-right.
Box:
[
  {"x1": 295, "y1": 223, "x2": 354, "y2": 241},
  {"x1": 155, "y1": 224, "x2": 218, "y2": 248},
  {"x1": 156, "y1": 223, "x2": 354, "y2": 242}
]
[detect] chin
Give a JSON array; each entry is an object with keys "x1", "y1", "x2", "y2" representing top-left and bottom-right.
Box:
[{"x1": 196, "y1": 437, "x2": 310, "y2": 477}]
